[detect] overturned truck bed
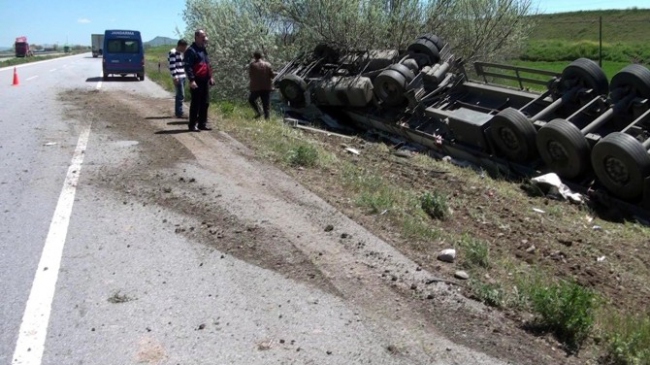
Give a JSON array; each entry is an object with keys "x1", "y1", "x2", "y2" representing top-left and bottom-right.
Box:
[{"x1": 273, "y1": 34, "x2": 650, "y2": 221}]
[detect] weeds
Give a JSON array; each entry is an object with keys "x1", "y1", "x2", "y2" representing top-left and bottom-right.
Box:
[
  {"x1": 420, "y1": 191, "x2": 448, "y2": 220},
  {"x1": 459, "y1": 235, "x2": 491, "y2": 269},
  {"x1": 470, "y1": 280, "x2": 503, "y2": 307},
  {"x1": 526, "y1": 279, "x2": 597, "y2": 351},
  {"x1": 219, "y1": 101, "x2": 236, "y2": 117},
  {"x1": 605, "y1": 312, "x2": 650, "y2": 365},
  {"x1": 286, "y1": 144, "x2": 319, "y2": 167}
]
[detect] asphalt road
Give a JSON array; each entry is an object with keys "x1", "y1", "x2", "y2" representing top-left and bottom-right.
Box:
[{"x1": 0, "y1": 53, "x2": 512, "y2": 365}]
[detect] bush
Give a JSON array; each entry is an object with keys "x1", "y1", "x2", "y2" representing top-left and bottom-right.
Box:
[
  {"x1": 527, "y1": 280, "x2": 597, "y2": 351},
  {"x1": 286, "y1": 144, "x2": 318, "y2": 167},
  {"x1": 420, "y1": 192, "x2": 448, "y2": 220}
]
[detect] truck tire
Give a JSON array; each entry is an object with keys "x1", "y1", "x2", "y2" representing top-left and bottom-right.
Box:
[
  {"x1": 489, "y1": 108, "x2": 538, "y2": 162},
  {"x1": 407, "y1": 34, "x2": 442, "y2": 65},
  {"x1": 278, "y1": 74, "x2": 308, "y2": 106},
  {"x1": 609, "y1": 64, "x2": 650, "y2": 103},
  {"x1": 536, "y1": 119, "x2": 591, "y2": 179},
  {"x1": 556, "y1": 58, "x2": 609, "y2": 99},
  {"x1": 138, "y1": 73, "x2": 145, "y2": 81},
  {"x1": 373, "y1": 64, "x2": 414, "y2": 107},
  {"x1": 591, "y1": 132, "x2": 650, "y2": 200}
]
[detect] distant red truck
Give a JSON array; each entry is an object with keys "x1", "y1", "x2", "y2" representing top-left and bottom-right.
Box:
[{"x1": 15, "y1": 36, "x2": 33, "y2": 57}]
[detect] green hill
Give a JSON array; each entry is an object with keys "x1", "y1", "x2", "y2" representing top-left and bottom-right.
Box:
[
  {"x1": 520, "y1": 8, "x2": 650, "y2": 64},
  {"x1": 528, "y1": 8, "x2": 650, "y2": 43}
]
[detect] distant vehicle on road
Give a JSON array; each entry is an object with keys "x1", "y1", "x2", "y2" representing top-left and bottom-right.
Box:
[
  {"x1": 91, "y1": 33, "x2": 104, "y2": 57},
  {"x1": 15, "y1": 36, "x2": 33, "y2": 57},
  {"x1": 102, "y1": 29, "x2": 145, "y2": 81}
]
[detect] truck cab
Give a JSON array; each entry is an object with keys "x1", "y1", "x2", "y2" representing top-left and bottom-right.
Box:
[{"x1": 15, "y1": 37, "x2": 33, "y2": 57}]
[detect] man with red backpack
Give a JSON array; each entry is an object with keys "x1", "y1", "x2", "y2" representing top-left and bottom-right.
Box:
[{"x1": 184, "y1": 29, "x2": 215, "y2": 132}]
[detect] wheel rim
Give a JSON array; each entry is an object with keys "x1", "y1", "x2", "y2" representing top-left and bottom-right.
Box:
[
  {"x1": 546, "y1": 140, "x2": 569, "y2": 161},
  {"x1": 603, "y1": 156, "x2": 630, "y2": 185},
  {"x1": 379, "y1": 81, "x2": 399, "y2": 100},
  {"x1": 283, "y1": 82, "x2": 299, "y2": 100},
  {"x1": 498, "y1": 127, "x2": 520, "y2": 151}
]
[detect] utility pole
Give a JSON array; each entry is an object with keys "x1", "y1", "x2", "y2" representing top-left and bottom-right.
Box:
[{"x1": 599, "y1": 16, "x2": 603, "y2": 67}]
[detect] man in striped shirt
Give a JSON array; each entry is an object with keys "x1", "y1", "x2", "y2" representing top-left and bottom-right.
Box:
[{"x1": 169, "y1": 39, "x2": 188, "y2": 118}]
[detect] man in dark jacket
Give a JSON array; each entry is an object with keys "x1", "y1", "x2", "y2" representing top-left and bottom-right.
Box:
[
  {"x1": 184, "y1": 29, "x2": 215, "y2": 132},
  {"x1": 248, "y1": 50, "x2": 276, "y2": 120}
]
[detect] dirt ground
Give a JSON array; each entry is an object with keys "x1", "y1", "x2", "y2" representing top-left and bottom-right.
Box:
[{"x1": 63, "y1": 89, "x2": 649, "y2": 365}]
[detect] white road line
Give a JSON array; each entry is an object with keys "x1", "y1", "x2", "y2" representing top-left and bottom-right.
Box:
[
  {"x1": 26, "y1": 75, "x2": 38, "y2": 81},
  {"x1": 0, "y1": 53, "x2": 86, "y2": 72},
  {"x1": 49, "y1": 69, "x2": 57, "y2": 72},
  {"x1": 11, "y1": 124, "x2": 92, "y2": 365}
]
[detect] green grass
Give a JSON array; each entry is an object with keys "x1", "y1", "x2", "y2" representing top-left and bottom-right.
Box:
[
  {"x1": 286, "y1": 144, "x2": 319, "y2": 167},
  {"x1": 470, "y1": 280, "x2": 504, "y2": 308},
  {"x1": 458, "y1": 235, "x2": 491, "y2": 270},
  {"x1": 419, "y1": 191, "x2": 448, "y2": 220},
  {"x1": 520, "y1": 40, "x2": 650, "y2": 65},
  {"x1": 527, "y1": 9, "x2": 650, "y2": 44},
  {"x1": 605, "y1": 312, "x2": 650, "y2": 365}
]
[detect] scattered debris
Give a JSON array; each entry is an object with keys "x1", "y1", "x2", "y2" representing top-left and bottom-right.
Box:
[
  {"x1": 324, "y1": 224, "x2": 334, "y2": 232},
  {"x1": 437, "y1": 249, "x2": 456, "y2": 263},
  {"x1": 44, "y1": 142, "x2": 57, "y2": 146},
  {"x1": 345, "y1": 147, "x2": 360, "y2": 155},
  {"x1": 442, "y1": 155, "x2": 472, "y2": 168},
  {"x1": 532, "y1": 208, "x2": 545, "y2": 214},
  {"x1": 530, "y1": 173, "x2": 583, "y2": 204},
  {"x1": 107, "y1": 291, "x2": 135, "y2": 304},
  {"x1": 597, "y1": 256, "x2": 607, "y2": 262}
]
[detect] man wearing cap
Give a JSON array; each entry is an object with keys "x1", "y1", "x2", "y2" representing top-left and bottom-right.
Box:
[{"x1": 184, "y1": 29, "x2": 215, "y2": 132}]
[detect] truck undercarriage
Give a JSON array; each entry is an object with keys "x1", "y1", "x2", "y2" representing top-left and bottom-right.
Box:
[{"x1": 273, "y1": 34, "x2": 650, "y2": 221}]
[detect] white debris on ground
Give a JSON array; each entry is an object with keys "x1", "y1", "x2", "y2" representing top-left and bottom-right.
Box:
[{"x1": 530, "y1": 173, "x2": 583, "y2": 204}]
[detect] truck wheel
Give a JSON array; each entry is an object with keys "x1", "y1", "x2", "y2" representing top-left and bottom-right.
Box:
[
  {"x1": 373, "y1": 64, "x2": 414, "y2": 107},
  {"x1": 489, "y1": 108, "x2": 538, "y2": 162},
  {"x1": 103, "y1": 74, "x2": 109, "y2": 81},
  {"x1": 138, "y1": 73, "x2": 145, "y2": 81},
  {"x1": 536, "y1": 119, "x2": 591, "y2": 179},
  {"x1": 278, "y1": 74, "x2": 308, "y2": 106},
  {"x1": 407, "y1": 34, "x2": 442, "y2": 65},
  {"x1": 609, "y1": 64, "x2": 650, "y2": 103},
  {"x1": 591, "y1": 132, "x2": 650, "y2": 200},
  {"x1": 556, "y1": 58, "x2": 609, "y2": 99}
]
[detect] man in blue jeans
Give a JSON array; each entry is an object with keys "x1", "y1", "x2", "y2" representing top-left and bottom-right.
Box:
[{"x1": 168, "y1": 39, "x2": 188, "y2": 118}]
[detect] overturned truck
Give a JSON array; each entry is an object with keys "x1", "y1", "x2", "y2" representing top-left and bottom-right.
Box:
[{"x1": 273, "y1": 34, "x2": 650, "y2": 219}]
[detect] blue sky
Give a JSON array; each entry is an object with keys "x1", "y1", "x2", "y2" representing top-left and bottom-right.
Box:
[
  {"x1": 0, "y1": 0, "x2": 648, "y2": 47},
  {"x1": 530, "y1": 0, "x2": 647, "y2": 14},
  {"x1": 0, "y1": 0, "x2": 187, "y2": 47}
]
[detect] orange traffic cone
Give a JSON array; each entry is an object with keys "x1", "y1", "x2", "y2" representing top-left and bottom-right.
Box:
[{"x1": 12, "y1": 67, "x2": 19, "y2": 86}]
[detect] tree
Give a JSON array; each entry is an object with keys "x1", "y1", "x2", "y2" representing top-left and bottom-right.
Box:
[{"x1": 182, "y1": 0, "x2": 536, "y2": 101}]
